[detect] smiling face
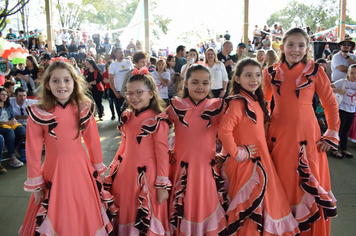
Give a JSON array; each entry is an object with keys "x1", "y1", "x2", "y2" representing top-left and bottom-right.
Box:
[
  {"x1": 46, "y1": 68, "x2": 74, "y2": 104},
  {"x1": 234, "y1": 65, "x2": 262, "y2": 94},
  {"x1": 348, "y1": 67, "x2": 356, "y2": 82},
  {"x1": 206, "y1": 50, "x2": 215, "y2": 62},
  {"x1": 185, "y1": 70, "x2": 211, "y2": 103},
  {"x1": 126, "y1": 81, "x2": 153, "y2": 112},
  {"x1": 280, "y1": 33, "x2": 309, "y2": 65}
]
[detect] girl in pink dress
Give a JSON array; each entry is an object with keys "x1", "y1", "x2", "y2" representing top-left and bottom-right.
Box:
[
  {"x1": 20, "y1": 60, "x2": 115, "y2": 236},
  {"x1": 105, "y1": 67, "x2": 171, "y2": 236},
  {"x1": 167, "y1": 64, "x2": 228, "y2": 235},
  {"x1": 218, "y1": 58, "x2": 299, "y2": 235}
]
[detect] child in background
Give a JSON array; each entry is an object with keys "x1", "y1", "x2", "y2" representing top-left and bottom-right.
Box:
[
  {"x1": 167, "y1": 64, "x2": 227, "y2": 235},
  {"x1": 168, "y1": 72, "x2": 182, "y2": 98},
  {"x1": 331, "y1": 64, "x2": 356, "y2": 158},
  {"x1": 152, "y1": 59, "x2": 170, "y2": 105},
  {"x1": 148, "y1": 56, "x2": 157, "y2": 72},
  {"x1": 166, "y1": 54, "x2": 176, "y2": 84},
  {"x1": 263, "y1": 28, "x2": 339, "y2": 235},
  {"x1": 105, "y1": 67, "x2": 171, "y2": 235},
  {"x1": 218, "y1": 58, "x2": 299, "y2": 235},
  {"x1": 20, "y1": 61, "x2": 115, "y2": 235},
  {"x1": 13, "y1": 63, "x2": 35, "y2": 94}
]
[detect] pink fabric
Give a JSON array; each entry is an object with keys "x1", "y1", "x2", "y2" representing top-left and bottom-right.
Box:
[
  {"x1": 263, "y1": 211, "x2": 299, "y2": 235},
  {"x1": 235, "y1": 145, "x2": 249, "y2": 162},
  {"x1": 155, "y1": 176, "x2": 172, "y2": 189},
  {"x1": 24, "y1": 175, "x2": 45, "y2": 192},
  {"x1": 93, "y1": 163, "x2": 108, "y2": 175},
  {"x1": 323, "y1": 129, "x2": 339, "y2": 141},
  {"x1": 226, "y1": 167, "x2": 260, "y2": 214},
  {"x1": 226, "y1": 168, "x2": 260, "y2": 214},
  {"x1": 38, "y1": 216, "x2": 57, "y2": 236},
  {"x1": 180, "y1": 204, "x2": 226, "y2": 235}
]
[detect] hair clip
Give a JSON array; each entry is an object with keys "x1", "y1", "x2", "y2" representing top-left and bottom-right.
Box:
[
  {"x1": 168, "y1": 54, "x2": 174, "y2": 57},
  {"x1": 132, "y1": 67, "x2": 149, "y2": 75}
]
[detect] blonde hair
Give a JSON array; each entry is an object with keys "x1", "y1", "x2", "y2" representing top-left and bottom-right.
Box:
[
  {"x1": 39, "y1": 61, "x2": 92, "y2": 138},
  {"x1": 204, "y1": 48, "x2": 219, "y2": 64},
  {"x1": 265, "y1": 50, "x2": 279, "y2": 67}
]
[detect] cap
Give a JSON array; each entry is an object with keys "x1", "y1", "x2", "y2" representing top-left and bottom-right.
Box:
[{"x1": 237, "y1": 42, "x2": 246, "y2": 48}]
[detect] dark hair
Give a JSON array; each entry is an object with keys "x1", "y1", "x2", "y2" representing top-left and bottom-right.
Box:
[
  {"x1": 156, "y1": 59, "x2": 166, "y2": 72},
  {"x1": 315, "y1": 58, "x2": 327, "y2": 64},
  {"x1": 105, "y1": 60, "x2": 113, "y2": 70},
  {"x1": 279, "y1": 28, "x2": 311, "y2": 64},
  {"x1": 150, "y1": 57, "x2": 157, "y2": 66},
  {"x1": 0, "y1": 87, "x2": 10, "y2": 107},
  {"x1": 3, "y1": 81, "x2": 15, "y2": 89},
  {"x1": 26, "y1": 55, "x2": 39, "y2": 69},
  {"x1": 181, "y1": 64, "x2": 212, "y2": 99},
  {"x1": 166, "y1": 54, "x2": 175, "y2": 69},
  {"x1": 15, "y1": 87, "x2": 26, "y2": 95},
  {"x1": 230, "y1": 58, "x2": 269, "y2": 123},
  {"x1": 176, "y1": 45, "x2": 185, "y2": 54},
  {"x1": 189, "y1": 48, "x2": 199, "y2": 63},
  {"x1": 126, "y1": 73, "x2": 166, "y2": 114},
  {"x1": 223, "y1": 40, "x2": 232, "y2": 47},
  {"x1": 85, "y1": 58, "x2": 101, "y2": 72},
  {"x1": 133, "y1": 51, "x2": 147, "y2": 63},
  {"x1": 113, "y1": 47, "x2": 123, "y2": 54}
]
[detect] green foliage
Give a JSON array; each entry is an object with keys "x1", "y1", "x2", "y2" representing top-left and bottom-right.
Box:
[
  {"x1": 0, "y1": 0, "x2": 30, "y2": 31},
  {"x1": 266, "y1": 0, "x2": 355, "y2": 32}
]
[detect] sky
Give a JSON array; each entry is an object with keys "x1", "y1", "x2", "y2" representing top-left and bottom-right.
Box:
[{"x1": 5, "y1": 0, "x2": 356, "y2": 50}]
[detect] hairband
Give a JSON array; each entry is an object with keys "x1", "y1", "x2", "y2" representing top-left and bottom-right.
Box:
[
  {"x1": 168, "y1": 54, "x2": 174, "y2": 57},
  {"x1": 51, "y1": 56, "x2": 69, "y2": 63},
  {"x1": 132, "y1": 67, "x2": 149, "y2": 75}
]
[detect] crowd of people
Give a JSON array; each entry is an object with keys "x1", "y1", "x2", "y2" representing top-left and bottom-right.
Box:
[{"x1": 0, "y1": 24, "x2": 355, "y2": 236}]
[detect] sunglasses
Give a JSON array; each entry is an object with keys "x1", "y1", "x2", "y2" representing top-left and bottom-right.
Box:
[{"x1": 342, "y1": 43, "x2": 353, "y2": 47}]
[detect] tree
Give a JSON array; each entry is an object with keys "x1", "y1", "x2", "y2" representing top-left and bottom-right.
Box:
[
  {"x1": 266, "y1": 0, "x2": 355, "y2": 32},
  {"x1": 54, "y1": 0, "x2": 91, "y2": 29},
  {"x1": 0, "y1": 0, "x2": 30, "y2": 31}
]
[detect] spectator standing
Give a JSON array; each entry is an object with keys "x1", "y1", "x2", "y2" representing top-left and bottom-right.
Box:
[
  {"x1": 331, "y1": 39, "x2": 356, "y2": 82},
  {"x1": 54, "y1": 30, "x2": 63, "y2": 56},
  {"x1": 205, "y1": 48, "x2": 228, "y2": 98},
  {"x1": 92, "y1": 33, "x2": 101, "y2": 50},
  {"x1": 174, "y1": 45, "x2": 186, "y2": 73},
  {"x1": 231, "y1": 42, "x2": 247, "y2": 64},
  {"x1": 217, "y1": 41, "x2": 234, "y2": 81},
  {"x1": 60, "y1": 29, "x2": 70, "y2": 47},
  {"x1": 252, "y1": 25, "x2": 262, "y2": 44},
  {"x1": 108, "y1": 47, "x2": 134, "y2": 120},
  {"x1": 224, "y1": 30, "x2": 231, "y2": 40}
]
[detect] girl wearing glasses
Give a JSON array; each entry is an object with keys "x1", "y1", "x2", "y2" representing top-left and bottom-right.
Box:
[
  {"x1": 105, "y1": 67, "x2": 171, "y2": 235},
  {"x1": 167, "y1": 64, "x2": 227, "y2": 235}
]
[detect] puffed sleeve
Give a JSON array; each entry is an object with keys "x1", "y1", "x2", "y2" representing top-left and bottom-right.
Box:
[
  {"x1": 315, "y1": 65, "x2": 340, "y2": 148},
  {"x1": 218, "y1": 100, "x2": 250, "y2": 162},
  {"x1": 82, "y1": 112, "x2": 107, "y2": 175},
  {"x1": 24, "y1": 114, "x2": 46, "y2": 192},
  {"x1": 152, "y1": 119, "x2": 171, "y2": 190}
]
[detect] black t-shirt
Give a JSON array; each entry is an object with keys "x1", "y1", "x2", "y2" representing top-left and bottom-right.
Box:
[
  {"x1": 85, "y1": 70, "x2": 103, "y2": 85},
  {"x1": 217, "y1": 52, "x2": 233, "y2": 79},
  {"x1": 224, "y1": 33, "x2": 231, "y2": 41},
  {"x1": 92, "y1": 34, "x2": 101, "y2": 49}
]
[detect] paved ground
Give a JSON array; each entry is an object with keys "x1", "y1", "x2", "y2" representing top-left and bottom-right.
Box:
[{"x1": 0, "y1": 100, "x2": 355, "y2": 235}]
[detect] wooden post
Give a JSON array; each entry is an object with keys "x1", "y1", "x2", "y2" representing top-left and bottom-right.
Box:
[
  {"x1": 45, "y1": 0, "x2": 53, "y2": 52},
  {"x1": 144, "y1": 0, "x2": 150, "y2": 54},
  {"x1": 340, "y1": 0, "x2": 346, "y2": 40},
  {"x1": 243, "y1": 0, "x2": 249, "y2": 55}
]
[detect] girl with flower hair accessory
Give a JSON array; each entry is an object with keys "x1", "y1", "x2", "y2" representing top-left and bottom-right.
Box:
[
  {"x1": 105, "y1": 67, "x2": 171, "y2": 235},
  {"x1": 20, "y1": 60, "x2": 116, "y2": 236}
]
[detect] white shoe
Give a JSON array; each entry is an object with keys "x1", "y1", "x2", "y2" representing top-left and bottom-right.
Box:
[{"x1": 10, "y1": 158, "x2": 24, "y2": 168}]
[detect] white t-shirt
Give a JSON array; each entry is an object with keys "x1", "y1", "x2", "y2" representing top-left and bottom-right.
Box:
[
  {"x1": 333, "y1": 78, "x2": 356, "y2": 113},
  {"x1": 9, "y1": 97, "x2": 38, "y2": 125},
  {"x1": 152, "y1": 71, "x2": 170, "y2": 99},
  {"x1": 109, "y1": 60, "x2": 134, "y2": 92},
  {"x1": 208, "y1": 62, "x2": 228, "y2": 90},
  {"x1": 331, "y1": 52, "x2": 356, "y2": 82}
]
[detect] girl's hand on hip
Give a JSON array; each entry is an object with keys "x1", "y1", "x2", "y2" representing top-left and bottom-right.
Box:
[{"x1": 157, "y1": 188, "x2": 169, "y2": 205}]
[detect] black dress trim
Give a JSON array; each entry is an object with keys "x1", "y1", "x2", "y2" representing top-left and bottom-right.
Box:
[
  {"x1": 228, "y1": 158, "x2": 267, "y2": 235},
  {"x1": 79, "y1": 103, "x2": 95, "y2": 131},
  {"x1": 57, "y1": 100, "x2": 71, "y2": 109},
  {"x1": 169, "y1": 99, "x2": 189, "y2": 129},
  {"x1": 136, "y1": 115, "x2": 169, "y2": 144},
  {"x1": 26, "y1": 105, "x2": 58, "y2": 139},
  {"x1": 225, "y1": 94, "x2": 257, "y2": 123},
  {"x1": 200, "y1": 99, "x2": 224, "y2": 128}
]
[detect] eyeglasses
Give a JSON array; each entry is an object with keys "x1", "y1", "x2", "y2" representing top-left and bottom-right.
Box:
[
  {"x1": 20, "y1": 108, "x2": 25, "y2": 116},
  {"x1": 342, "y1": 43, "x2": 352, "y2": 47},
  {"x1": 125, "y1": 89, "x2": 151, "y2": 97},
  {"x1": 0, "y1": 93, "x2": 8, "y2": 96}
]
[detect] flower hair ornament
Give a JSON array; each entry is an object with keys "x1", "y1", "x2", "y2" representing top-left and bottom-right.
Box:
[
  {"x1": 132, "y1": 67, "x2": 149, "y2": 75},
  {"x1": 51, "y1": 56, "x2": 69, "y2": 63}
]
